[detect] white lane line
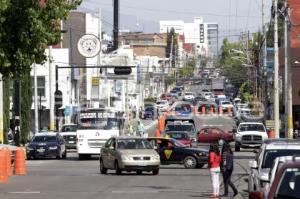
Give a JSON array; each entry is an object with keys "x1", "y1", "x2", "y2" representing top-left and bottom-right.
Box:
[
  {"x1": 7, "y1": 191, "x2": 41, "y2": 194},
  {"x1": 112, "y1": 190, "x2": 159, "y2": 194}
]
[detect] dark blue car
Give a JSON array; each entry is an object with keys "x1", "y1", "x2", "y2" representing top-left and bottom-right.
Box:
[
  {"x1": 143, "y1": 106, "x2": 155, "y2": 120},
  {"x1": 26, "y1": 132, "x2": 67, "y2": 159}
]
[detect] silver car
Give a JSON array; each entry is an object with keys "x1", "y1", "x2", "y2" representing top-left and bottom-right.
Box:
[{"x1": 100, "y1": 136, "x2": 160, "y2": 175}]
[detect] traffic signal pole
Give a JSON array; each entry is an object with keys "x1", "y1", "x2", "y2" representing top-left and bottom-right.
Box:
[{"x1": 0, "y1": 74, "x2": 3, "y2": 144}]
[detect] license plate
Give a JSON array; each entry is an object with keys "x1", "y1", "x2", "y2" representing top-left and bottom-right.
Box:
[
  {"x1": 37, "y1": 148, "x2": 45, "y2": 153},
  {"x1": 68, "y1": 141, "x2": 75, "y2": 144},
  {"x1": 138, "y1": 162, "x2": 147, "y2": 166}
]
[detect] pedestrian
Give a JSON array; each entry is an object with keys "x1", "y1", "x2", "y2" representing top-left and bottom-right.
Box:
[
  {"x1": 221, "y1": 142, "x2": 238, "y2": 197},
  {"x1": 209, "y1": 143, "x2": 221, "y2": 198},
  {"x1": 135, "y1": 120, "x2": 145, "y2": 137}
]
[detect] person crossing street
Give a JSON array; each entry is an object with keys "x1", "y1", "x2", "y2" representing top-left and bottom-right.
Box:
[{"x1": 135, "y1": 120, "x2": 145, "y2": 137}]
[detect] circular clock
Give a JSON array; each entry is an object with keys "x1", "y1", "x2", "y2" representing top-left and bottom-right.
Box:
[{"x1": 77, "y1": 34, "x2": 101, "y2": 58}]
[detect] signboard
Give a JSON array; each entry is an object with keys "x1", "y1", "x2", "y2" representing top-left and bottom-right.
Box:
[
  {"x1": 265, "y1": 120, "x2": 282, "y2": 129},
  {"x1": 91, "y1": 77, "x2": 100, "y2": 86},
  {"x1": 77, "y1": 34, "x2": 101, "y2": 58}
]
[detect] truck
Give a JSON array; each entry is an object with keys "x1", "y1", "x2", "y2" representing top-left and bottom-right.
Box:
[{"x1": 211, "y1": 78, "x2": 224, "y2": 96}]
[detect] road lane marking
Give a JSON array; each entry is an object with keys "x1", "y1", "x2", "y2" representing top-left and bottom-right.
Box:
[
  {"x1": 112, "y1": 190, "x2": 159, "y2": 193},
  {"x1": 7, "y1": 191, "x2": 41, "y2": 194}
]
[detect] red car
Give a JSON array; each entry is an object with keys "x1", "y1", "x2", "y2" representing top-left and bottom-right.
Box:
[
  {"x1": 197, "y1": 127, "x2": 234, "y2": 143},
  {"x1": 160, "y1": 93, "x2": 172, "y2": 101},
  {"x1": 162, "y1": 131, "x2": 192, "y2": 146}
]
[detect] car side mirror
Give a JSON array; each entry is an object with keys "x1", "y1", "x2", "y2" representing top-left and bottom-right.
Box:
[
  {"x1": 109, "y1": 146, "x2": 115, "y2": 150},
  {"x1": 249, "y1": 160, "x2": 258, "y2": 169},
  {"x1": 249, "y1": 191, "x2": 264, "y2": 199}
]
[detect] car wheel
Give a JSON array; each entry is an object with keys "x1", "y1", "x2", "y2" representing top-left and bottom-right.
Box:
[
  {"x1": 115, "y1": 161, "x2": 122, "y2": 175},
  {"x1": 56, "y1": 150, "x2": 63, "y2": 159},
  {"x1": 235, "y1": 143, "x2": 240, "y2": 152},
  {"x1": 100, "y1": 159, "x2": 107, "y2": 174},
  {"x1": 136, "y1": 170, "x2": 142, "y2": 175},
  {"x1": 152, "y1": 169, "x2": 159, "y2": 175},
  {"x1": 183, "y1": 156, "x2": 197, "y2": 169},
  {"x1": 62, "y1": 150, "x2": 67, "y2": 159},
  {"x1": 78, "y1": 154, "x2": 85, "y2": 160}
]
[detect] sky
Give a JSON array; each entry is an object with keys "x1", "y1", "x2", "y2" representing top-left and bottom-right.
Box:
[{"x1": 79, "y1": 0, "x2": 272, "y2": 42}]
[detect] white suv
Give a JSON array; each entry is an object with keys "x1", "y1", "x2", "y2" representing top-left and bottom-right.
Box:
[
  {"x1": 183, "y1": 92, "x2": 195, "y2": 101},
  {"x1": 248, "y1": 139, "x2": 300, "y2": 192},
  {"x1": 234, "y1": 122, "x2": 268, "y2": 151}
]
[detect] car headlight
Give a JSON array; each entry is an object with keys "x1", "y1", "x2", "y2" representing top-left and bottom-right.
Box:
[
  {"x1": 197, "y1": 152, "x2": 207, "y2": 156},
  {"x1": 121, "y1": 155, "x2": 131, "y2": 161},
  {"x1": 49, "y1": 146, "x2": 58, "y2": 150},
  {"x1": 27, "y1": 146, "x2": 34, "y2": 151},
  {"x1": 152, "y1": 155, "x2": 160, "y2": 161}
]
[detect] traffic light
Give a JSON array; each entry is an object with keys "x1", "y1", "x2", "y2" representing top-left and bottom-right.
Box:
[
  {"x1": 114, "y1": 67, "x2": 132, "y2": 75},
  {"x1": 54, "y1": 90, "x2": 63, "y2": 109}
]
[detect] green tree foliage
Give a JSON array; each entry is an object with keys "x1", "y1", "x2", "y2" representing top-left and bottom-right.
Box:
[
  {"x1": 166, "y1": 27, "x2": 178, "y2": 67},
  {"x1": 0, "y1": 0, "x2": 81, "y2": 77},
  {"x1": 179, "y1": 58, "x2": 196, "y2": 78}
]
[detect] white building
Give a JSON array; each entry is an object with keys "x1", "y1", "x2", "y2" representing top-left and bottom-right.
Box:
[{"x1": 160, "y1": 17, "x2": 218, "y2": 58}]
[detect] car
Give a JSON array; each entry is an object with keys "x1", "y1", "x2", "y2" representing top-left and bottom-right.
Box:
[
  {"x1": 161, "y1": 131, "x2": 193, "y2": 146},
  {"x1": 170, "y1": 90, "x2": 179, "y2": 98},
  {"x1": 248, "y1": 139, "x2": 300, "y2": 192},
  {"x1": 203, "y1": 92, "x2": 213, "y2": 100},
  {"x1": 165, "y1": 121, "x2": 197, "y2": 141},
  {"x1": 170, "y1": 102, "x2": 193, "y2": 115},
  {"x1": 183, "y1": 92, "x2": 195, "y2": 101},
  {"x1": 26, "y1": 132, "x2": 67, "y2": 159},
  {"x1": 147, "y1": 137, "x2": 209, "y2": 169},
  {"x1": 142, "y1": 106, "x2": 155, "y2": 120},
  {"x1": 59, "y1": 124, "x2": 78, "y2": 149},
  {"x1": 100, "y1": 136, "x2": 160, "y2": 175},
  {"x1": 234, "y1": 108, "x2": 251, "y2": 120},
  {"x1": 249, "y1": 158, "x2": 300, "y2": 199},
  {"x1": 234, "y1": 122, "x2": 268, "y2": 151},
  {"x1": 197, "y1": 127, "x2": 234, "y2": 143},
  {"x1": 219, "y1": 100, "x2": 233, "y2": 111},
  {"x1": 155, "y1": 100, "x2": 169, "y2": 112}
]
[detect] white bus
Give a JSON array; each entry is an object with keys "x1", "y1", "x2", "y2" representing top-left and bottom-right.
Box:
[{"x1": 76, "y1": 108, "x2": 122, "y2": 160}]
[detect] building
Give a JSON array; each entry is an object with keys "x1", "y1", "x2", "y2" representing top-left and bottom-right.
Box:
[
  {"x1": 289, "y1": 0, "x2": 300, "y2": 48},
  {"x1": 159, "y1": 17, "x2": 219, "y2": 59}
]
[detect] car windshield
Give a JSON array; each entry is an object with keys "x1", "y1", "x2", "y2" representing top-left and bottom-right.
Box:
[
  {"x1": 117, "y1": 139, "x2": 153, "y2": 150},
  {"x1": 145, "y1": 107, "x2": 154, "y2": 111},
  {"x1": 166, "y1": 133, "x2": 189, "y2": 140},
  {"x1": 32, "y1": 136, "x2": 57, "y2": 142},
  {"x1": 262, "y1": 150, "x2": 300, "y2": 168},
  {"x1": 165, "y1": 124, "x2": 194, "y2": 132},
  {"x1": 275, "y1": 168, "x2": 300, "y2": 199},
  {"x1": 61, "y1": 125, "x2": 77, "y2": 132},
  {"x1": 79, "y1": 118, "x2": 119, "y2": 130},
  {"x1": 222, "y1": 101, "x2": 231, "y2": 105},
  {"x1": 157, "y1": 101, "x2": 167, "y2": 105},
  {"x1": 238, "y1": 124, "x2": 265, "y2": 132}
]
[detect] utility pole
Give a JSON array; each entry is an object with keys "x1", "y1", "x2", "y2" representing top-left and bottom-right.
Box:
[
  {"x1": 113, "y1": 0, "x2": 119, "y2": 51},
  {"x1": 49, "y1": 45, "x2": 55, "y2": 131},
  {"x1": 285, "y1": 3, "x2": 293, "y2": 138},
  {"x1": 14, "y1": 79, "x2": 21, "y2": 146},
  {"x1": 0, "y1": 74, "x2": 3, "y2": 143},
  {"x1": 262, "y1": 0, "x2": 268, "y2": 111},
  {"x1": 34, "y1": 63, "x2": 39, "y2": 134},
  {"x1": 273, "y1": 0, "x2": 280, "y2": 138}
]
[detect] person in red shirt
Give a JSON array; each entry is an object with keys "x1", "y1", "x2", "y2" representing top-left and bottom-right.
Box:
[{"x1": 209, "y1": 144, "x2": 221, "y2": 198}]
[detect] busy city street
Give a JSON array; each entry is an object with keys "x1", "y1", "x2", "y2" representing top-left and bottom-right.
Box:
[{"x1": 2, "y1": 0, "x2": 300, "y2": 199}]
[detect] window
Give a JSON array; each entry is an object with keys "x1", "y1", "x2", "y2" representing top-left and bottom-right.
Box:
[{"x1": 31, "y1": 76, "x2": 46, "y2": 97}]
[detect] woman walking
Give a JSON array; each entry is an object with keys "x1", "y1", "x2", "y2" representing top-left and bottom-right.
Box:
[
  {"x1": 221, "y1": 143, "x2": 238, "y2": 197},
  {"x1": 209, "y1": 144, "x2": 221, "y2": 198}
]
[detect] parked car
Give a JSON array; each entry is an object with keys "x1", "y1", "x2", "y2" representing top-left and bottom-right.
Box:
[
  {"x1": 26, "y1": 132, "x2": 67, "y2": 159},
  {"x1": 147, "y1": 137, "x2": 208, "y2": 168},
  {"x1": 197, "y1": 127, "x2": 234, "y2": 143},
  {"x1": 234, "y1": 122, "x2": 268, "y2": 151},
  {"x1": 161, "y1": 131, "x2": 193, "y2": 146},
  {"x1": 59, "y1": 124, "x2": 77, "y2": 149},
  {"x1": 100, "y1": 136, "x2": 160, "y2": 175},
  {"x1": 248, "y1": 139, "x2": 300, "y2": 192},
  {"x1": 249, "y1": 158, "x2": 300, "y2": 199},
  {"x1": 143, "y1": 106, "x2": 155, "y2": 120}
]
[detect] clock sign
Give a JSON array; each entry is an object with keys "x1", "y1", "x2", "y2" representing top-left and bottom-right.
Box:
[{"x1": 77, "y1": 34, "x2": 101, "y2": 58}]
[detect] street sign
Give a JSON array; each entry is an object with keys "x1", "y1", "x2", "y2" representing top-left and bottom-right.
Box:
[
  {"x1": 266, "y1": 120, "x2": 282, "y2": 129},
  {"x1": 91, "y1": 77, "x2": 100, "y2": 86},
  {"x1": 114, "y1": 67, "x2": 132, "y2": 75}
]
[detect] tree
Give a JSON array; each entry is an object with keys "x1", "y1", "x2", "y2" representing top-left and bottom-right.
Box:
[
  {"x1": 179, "y1": 58, "x2": 196, "y2": 78},
  {"x1": 0, "y1": 0, "x2": 81, "y2": 144},
  {"x1": 166, "y1": 27, "x2": 178, "y2": 67},
  {"x1": 0, "y1": 0, "x2": 81, "y2": 77},
  {"x1": 3, "y1": 77, "x2": 10, "y2": 144}
]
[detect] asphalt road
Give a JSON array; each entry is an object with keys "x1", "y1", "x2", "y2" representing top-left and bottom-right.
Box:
[{"x1": 0, "y1": 149, "x2": 254, "y2": 199}]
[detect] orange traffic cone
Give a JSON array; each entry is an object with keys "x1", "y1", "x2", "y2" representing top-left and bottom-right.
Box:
[
  {"x1": 14, "y1": 147, "x2": 26, "y2": 176},
  {"x1": 227, "y1": 107, "x2": 232, "y2": 116},
  {"x1": 210, "y1": 105, "x2": 214, "y2": 114},
  {"x1": 193, "y1": 106, "x2": 198, "y2": 115},
  {"x1": 155, "y1": 129, "x2": 161, "y2": 137},
  {"x1": 219, "y1": 106, "x2": 223, "y2": 115},
  {"x1": 202, "y1": 106, "x2": 206, "y2": 115},
  {"x1": 0, "y1": 149, "x2": 8, "y2": 183},
  {"x1": 3, "y1": 147, "x2": 11, "y2": 176}
]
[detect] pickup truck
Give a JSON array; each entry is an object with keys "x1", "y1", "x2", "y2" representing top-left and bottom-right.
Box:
[{"x1": 234, "y1": 122, "x2": 268, "y2": 151}]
